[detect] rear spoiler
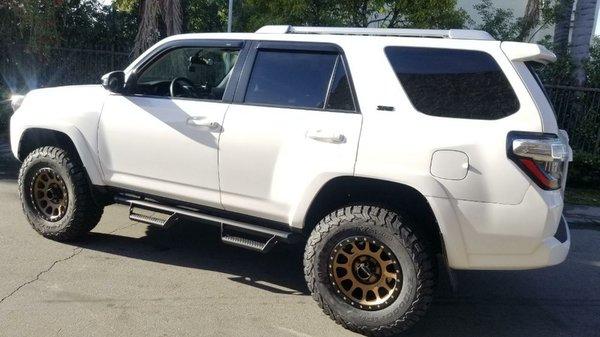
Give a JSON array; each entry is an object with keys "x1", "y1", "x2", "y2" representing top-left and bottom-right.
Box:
[{"x1": 500, "y1": 41, "x2": 557, "y2": 64}]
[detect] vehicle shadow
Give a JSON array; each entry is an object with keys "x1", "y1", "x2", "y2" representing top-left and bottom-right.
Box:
[
  {"x1": 70, "y1": 221, "x2": 599, "y2": 337},
  {"x1": 76, "y1": 220, "x2": 310, "y2": 295}
]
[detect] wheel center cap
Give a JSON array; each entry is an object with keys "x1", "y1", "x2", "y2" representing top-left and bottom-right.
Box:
[
  {"x1": 46, "y1": 185, "x2": 63, "y2": 203},
  {"x1": 353, "y1": 256, "x2": 381, "y2": 284},
  {"x1": 356, "y1": 263, "x2": 372, "y2": 279}
]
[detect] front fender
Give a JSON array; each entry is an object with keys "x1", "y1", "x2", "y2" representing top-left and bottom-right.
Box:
[{"x1": 9, "y1": 85, "x2": 108, "y2": 185}]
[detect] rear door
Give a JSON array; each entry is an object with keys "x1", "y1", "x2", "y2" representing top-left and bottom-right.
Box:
[{"x1": 218, "y1": 41, "x2": 362, "y2": 222}]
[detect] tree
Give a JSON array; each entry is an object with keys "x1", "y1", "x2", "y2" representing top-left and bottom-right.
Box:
[
  {"x1": 187, "y1": 0, "x2": 228, "y2": 32},
  {"x1": 116, "y1": 0, "x2": 183, "y2": 56},
  {"x1": 236, "y1": 0, "x2": 468, "y2": 31},
  {"x1": 473, "y1": 0, "x2": 520, "y2": 40},
  {"x1": 473, "y1": 0, "x2": 558, "y2": 42},
  {"x1": 553, "y1": 0, "x2": 574, "y2": 54},
  {"x1": 571, "y1": 0, "x2": 598, "y2": 85},
  {"x1": 338, "y1": 0, "x2": 469, "y2": 29},
  {"x1": 518, "y1": 0, "x2": 541, "y2": 41}
]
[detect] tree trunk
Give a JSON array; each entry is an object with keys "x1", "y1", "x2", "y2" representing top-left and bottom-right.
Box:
[
  {"x1": 518, "y1": 0, "x2": 540, "y2": 41},
  {"x1": 553, "y1": 0, "x2": 574, "y2": 54},
  {"x1": 571, "y1": 0, "x2": 598, "y2": 85}
]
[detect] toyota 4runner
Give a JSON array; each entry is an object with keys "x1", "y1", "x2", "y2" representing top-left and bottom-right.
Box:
[{"x1": 10, "y1": 25, "x2": 573, "y2": 336}]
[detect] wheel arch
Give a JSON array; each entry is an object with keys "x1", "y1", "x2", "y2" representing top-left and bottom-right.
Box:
[
  {"x1": 299, "y1": 176, "x2": 444, "y2": 256},
  {"x1": 17, "y1": 127, "x2": 104, "y2": 185}
]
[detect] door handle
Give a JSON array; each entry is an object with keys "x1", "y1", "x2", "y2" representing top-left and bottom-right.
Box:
[
  {"x1": 306, "y1": 129, "x2": 346, "y2": 144},
  {"x1": 186, "y1": 117, "x2": 222, "y2": 132}
]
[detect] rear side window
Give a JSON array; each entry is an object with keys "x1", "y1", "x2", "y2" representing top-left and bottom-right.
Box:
[
  {"x1": 244, "y1": 49, "x2": 355, "y2": 111},
  {"x1": 385, "y1": 47, "x2": 519, "y2": 120}
]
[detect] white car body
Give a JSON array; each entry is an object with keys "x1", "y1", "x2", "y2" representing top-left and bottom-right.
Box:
[{"x1": 10, "y1": 26, "x2": 572, "y2": 270}]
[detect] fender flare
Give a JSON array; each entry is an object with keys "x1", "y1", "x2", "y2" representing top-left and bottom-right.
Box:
[{"x1": 17, "y1": 124, "x2": 105, "y2": 185}]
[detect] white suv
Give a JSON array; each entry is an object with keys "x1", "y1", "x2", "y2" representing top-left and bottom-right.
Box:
[{"x1": 10, "y1": 25, "x2": 572, "y2": 335}]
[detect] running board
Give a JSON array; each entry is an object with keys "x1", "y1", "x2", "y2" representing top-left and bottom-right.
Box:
[
  {"x1": 221, "y1": 224, "x2": 279, "y2": 253},
  {"x1": 129, "y1": 206, "x2": 178, "y2": 228},
  {"x1": 115, "y1": 196, "x2": 296, "y2": 252}
]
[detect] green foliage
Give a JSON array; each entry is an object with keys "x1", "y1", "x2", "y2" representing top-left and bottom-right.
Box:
[
  {"x1": 0, "y1": 0, "x2": 137, "y2": 50},
  {"x1": 235, "y1": 0, "x2": 468, "y2": 31},
  {"x1": 584, "y1": 37, "x2": 600, "y2": 87},
  {"x1": 187, "y1": 0, "x2": 229, "y2": 32},
  {"x1": 536, "y1": 35, "x2": 576, "y2": 85},
  {"x1": 568, "y1": 152, "x2": 600, "y2": 188},
  {"x1": 114, "y1": 0, "x2": 138, "y2": 12},
  {"x1": 473, "y1": 0, "x2": 521, "y2": 40},
  {"x1": 385, "y1": 0, "x2": 469, "y2": 29},
  {"x1": 473, "y1": 0, "x2": 559, "y2": 41}
]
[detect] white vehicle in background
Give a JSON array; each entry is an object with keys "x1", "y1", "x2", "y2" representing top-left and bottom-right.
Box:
[{"x1": 10, "y1": 25, "x2": 572, "y2": 336}]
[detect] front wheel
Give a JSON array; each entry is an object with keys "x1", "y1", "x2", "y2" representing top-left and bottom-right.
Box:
[
  {"x1": 304, "y1": 206, "x2": 435, "y2": 336},
  {"x1": 18, "y1": 146, "x2": 103, "y2": 241}
]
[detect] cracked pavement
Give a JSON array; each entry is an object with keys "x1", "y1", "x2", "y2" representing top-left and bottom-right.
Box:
[{"x1": 0, "y1": 178, "x2": 599, "y2": 336}]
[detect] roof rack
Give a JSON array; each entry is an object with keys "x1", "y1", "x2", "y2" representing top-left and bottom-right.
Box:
[{"x1": 255, "y1": 25, "x2": 495, "y2": 41}]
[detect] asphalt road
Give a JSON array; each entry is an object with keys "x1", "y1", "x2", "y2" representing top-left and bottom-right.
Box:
[{"x1": 0, "y1": 177, "x2": 599, "y2": 337}]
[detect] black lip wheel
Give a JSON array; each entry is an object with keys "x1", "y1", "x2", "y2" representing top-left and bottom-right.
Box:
[
  {"x1": 304, "y1": 206, "x2": 436, "y2": 336},
  {"x1": 329, "y1": 236, "x2": 402, "y2": 311},
  {"x1": 29, "y1": 167, "x2": 69, "y2": 222}
]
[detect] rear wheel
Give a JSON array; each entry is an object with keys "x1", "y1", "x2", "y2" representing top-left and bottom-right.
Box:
[
  {"x1": 18, "y1": 146, "x2": 103, "y2": 241},
  {"x1": 304, "y1": 206, "x2": 435, "y2": 336}
]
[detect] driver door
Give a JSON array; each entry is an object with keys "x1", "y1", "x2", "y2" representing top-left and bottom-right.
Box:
[{"x1": 98, "y1": 40, "x2": 245, "y2": 208}]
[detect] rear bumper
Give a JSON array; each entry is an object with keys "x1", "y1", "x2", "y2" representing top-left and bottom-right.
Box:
[
  {"x1": 428, "y1": 186, "x2": 571, "y2": 270},
  {"x1": 465, "y1": 215, "x2": 570, "y2": 270}
]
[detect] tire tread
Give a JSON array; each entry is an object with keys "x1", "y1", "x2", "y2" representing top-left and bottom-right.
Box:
[{"x1": 303, "y1": 205, "x2": 435, "y2": 336}]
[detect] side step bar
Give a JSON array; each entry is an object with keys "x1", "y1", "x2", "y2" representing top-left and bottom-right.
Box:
[
  {"x1": 115, "y1": 196, "x2": 296, "y2": 253},
  {"x1": 129, "y1": 206, "x2": 178, "y2": 228}
]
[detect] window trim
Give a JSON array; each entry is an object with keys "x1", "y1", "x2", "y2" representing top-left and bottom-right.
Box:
[
  {"x1": 384, "y1": 46, "x2": 521, "y2": 120},
  {"x1": 233, "y1": 41, "x2": 360, "y2": 113},
  {"x1": 122, "y1": 39, "x2": 248, "y2": 103}
]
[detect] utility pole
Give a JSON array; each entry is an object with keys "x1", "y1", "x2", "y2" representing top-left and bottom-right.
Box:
[{"x1": 227, "y1": 0, "x2": 233, "y2": 32}]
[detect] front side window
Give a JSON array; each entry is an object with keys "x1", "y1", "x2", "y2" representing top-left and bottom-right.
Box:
[
  {"x1": 385, "y1": 47, "x2": 519, "y2": 120},
  {"x1": 244, "y1": 49, "x2": 355, "y2": 111},
  {"x1": 135, "y1": 46, "x2": 240, "y2": 100}
]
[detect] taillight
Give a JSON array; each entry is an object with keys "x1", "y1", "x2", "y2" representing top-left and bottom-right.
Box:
[{"x1": 507, "y1": 131, "x2": 567, "y2": 190}]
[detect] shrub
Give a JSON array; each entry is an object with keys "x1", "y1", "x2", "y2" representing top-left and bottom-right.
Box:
[{"x1": 567, "y1": 151, "x2": 600, "y2": 189}]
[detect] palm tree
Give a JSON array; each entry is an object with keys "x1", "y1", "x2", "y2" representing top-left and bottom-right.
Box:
[
  {"x1": 517, "y1": 0, "x2": 541, "y2": 41},
  {"x1": 132, "y1": 0, "x2": 183, "y2": 56},
  {"x1": 553, "y1": 0, "x2": 575, "y2": 54},
  {"x1": 571, "y1": 0, "x2": 598, "y2": 85}
]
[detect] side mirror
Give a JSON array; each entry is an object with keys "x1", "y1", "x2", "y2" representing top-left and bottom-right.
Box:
[{"x1": 101, "y1": 71, "x2": 125, "y2": 93}]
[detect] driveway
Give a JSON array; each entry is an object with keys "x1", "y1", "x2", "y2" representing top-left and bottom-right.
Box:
[{"x1": 0, "y1": 147, "x2": 599, "y2": 336}]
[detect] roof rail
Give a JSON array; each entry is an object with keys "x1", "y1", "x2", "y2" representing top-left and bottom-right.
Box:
[{"x1": 255, "y1": 25, "x2": 495, "y2": 41}]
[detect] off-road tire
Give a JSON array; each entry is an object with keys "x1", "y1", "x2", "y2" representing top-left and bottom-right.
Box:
[
  {"x1": 304, "y1": 206, "x2": 435, "y2": 336},
  {"x1": 18, "y1": 146, "x2": 103, "y2": 241}
]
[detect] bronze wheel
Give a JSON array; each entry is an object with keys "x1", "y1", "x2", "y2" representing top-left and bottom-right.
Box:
[
  {"x1": 19, "y1": 146, "x2": 103, "y2": 241},
  {"x1": 29, "y1": 167, "x2": 69, "y2": 222},
  {"x1": 329, "y1": 236, "x2": 402, "y2": 311}
]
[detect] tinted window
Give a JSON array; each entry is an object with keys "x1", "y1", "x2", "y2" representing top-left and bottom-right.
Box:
[
  {"x1": 385, "y1": 47, "x2": 519, "y2": 119},
  {"x1": 245, "y1": 50, "x2": 346, "y2": 110},
  {"x1": 326, "y1": 56, "x2": 355, "y2": 111}
]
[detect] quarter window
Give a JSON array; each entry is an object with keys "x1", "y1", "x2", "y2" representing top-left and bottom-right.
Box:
[
  {"x1": 385, "y1": 47, "x2": 519, "y2": 120},
  {"x1": 244, "y1": 49, "x2": 355, "y2": 111}
]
